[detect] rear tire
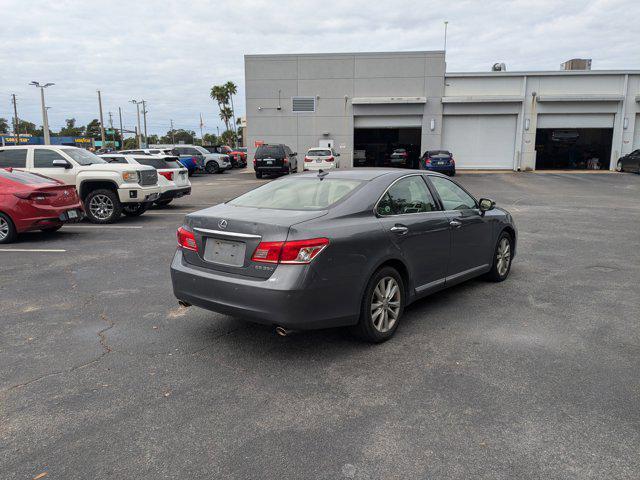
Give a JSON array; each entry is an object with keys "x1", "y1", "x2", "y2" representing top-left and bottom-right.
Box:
[
  {"x1": 0, "y1": 213, "x2": 17, "y2": 244},
  {"x1": 85, "y1": 189, "x2": 122, "y2": 224},
  {"x1": 351, "y1": 266, "x2": 405, "y2": 343},
  {"x1": 205, "y1": 161, "x2": 219, "y2": 174},
  {"x1": 485, "y1": 231, "x2": 513, "y2": 282},
  {"x1": 122, "y1": 203, "x2": 149, "y2": 217},
  {"x1": 255, "y1": 172, "x2": 263, "y2": 179},
  {"x1": 155, "y1": 198, "x2": 173, "y2": 207}
]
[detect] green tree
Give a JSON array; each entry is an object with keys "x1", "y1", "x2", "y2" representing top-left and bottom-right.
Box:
[
  {"x1": 16, "y1": 119, "x2": 38, "y2": 135},
  {"x1": 85, "y1": 119, "x2": 102, "y2": 140},
  {"x1": 210, "y1": 85, "x2": 230, "y2": 132},
  {"x1": 224, "y1": 81, "x2": 238, "y2": 144},
  {"x1": 219, "y1": 106, "x2": 233, "y2": 132},
  {"x1": 202, "y1": 133, "x2": 220, "y2": 146},
  {"x1": 0, "y1": 118, "x2": 8, "y2": 134},
  {"x1": 220, "y1": 129, "x2": 236, "y2": 146},
  {"x1": 122, "y1": 136, "x2": 138, "y2": 149},
  {"x1": 59, "y1": 118, "x2": 85, "y2": 137}
]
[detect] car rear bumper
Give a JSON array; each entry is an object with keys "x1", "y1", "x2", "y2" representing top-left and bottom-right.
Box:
[
  {"x1": 14, "y1": 203, "x2": 84, "y2": 233},
  {"x1": 304, "y1": 163, "x2": 336, "y2": 171},
  {"x1": 159, "y1": 187, "x2": 191, "y2": 200},
  {"x1": 425, "y1": 165, "x2": 455, "y2": 174},
  {"x1": 255, "y1": 166, "x2": 289, "y2": 174},
  {"x1": 170, "y1": 250, "x2": 357, "y2": 329}
]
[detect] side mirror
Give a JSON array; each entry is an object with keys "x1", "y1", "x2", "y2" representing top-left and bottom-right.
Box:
[
  {"x1": 479, "y1": 198, "x2": 496, "y2": 213},
  {"x1": 52, "y1": 159, "x2": 71, "y2": 169},
  {"x1": 335, "y1": 152, "x2": 341, "y2": 157}
]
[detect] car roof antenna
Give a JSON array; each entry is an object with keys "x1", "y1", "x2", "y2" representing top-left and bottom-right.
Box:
[{"x1": 317, "y1": 169, "x2": 329, "y2": 180}]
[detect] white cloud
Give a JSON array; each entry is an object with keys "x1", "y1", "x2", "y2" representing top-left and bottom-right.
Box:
[{"x1": 1, "y1": 0, "x2": 638, "y2": 135}]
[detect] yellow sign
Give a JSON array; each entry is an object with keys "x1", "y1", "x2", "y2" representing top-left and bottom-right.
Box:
[{"x1": 74, "y1": 138, "x2": 92, "y2": 143}]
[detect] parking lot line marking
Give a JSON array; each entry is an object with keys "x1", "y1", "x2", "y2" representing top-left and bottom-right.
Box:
[
  {"x1": 145, "y1": 212, "x2": 191, "y2": 215},
  {"x1": 0, "y1": 248, "x2": 67, "y2": 253}
]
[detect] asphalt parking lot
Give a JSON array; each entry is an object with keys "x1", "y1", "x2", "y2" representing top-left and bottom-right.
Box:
[{"x1": 1, "y1": 168, "x2": 639, "y2": 479}]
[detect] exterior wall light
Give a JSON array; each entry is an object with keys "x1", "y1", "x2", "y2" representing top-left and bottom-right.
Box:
[
  {"x1": 623, "y1": 117, "x2": 629, "y2": 129},
  {"x1": 525, "y1": 118, "x2": 530, "y2": 131},
  {"x1": 430, "y1": 119, "x2": 436, "y2": 131}
]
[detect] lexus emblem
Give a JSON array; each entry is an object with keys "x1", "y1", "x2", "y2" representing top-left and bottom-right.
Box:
[
  {"x1": 63, "y1": 190, "x2": 70, "y2": 197},
  {"x1": 218, "y1": 219, "x2": 228, "y2": 229}
]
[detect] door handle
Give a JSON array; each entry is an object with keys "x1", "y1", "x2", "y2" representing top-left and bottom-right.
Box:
[
  {"x1": 449, "y1": 219, "x2": 462, "y2": 228},
  {"x1": 390, "y1": 225, "x2": 409, "y2": 235}
]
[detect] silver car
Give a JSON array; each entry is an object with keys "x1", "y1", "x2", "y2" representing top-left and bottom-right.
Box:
[{"x1": 171, "y1": 169, "x2": 517, "y2": 342}]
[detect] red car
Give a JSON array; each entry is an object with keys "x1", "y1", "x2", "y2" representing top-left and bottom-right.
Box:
[
  {"x1": 0, "y1": 169, "x2": 84, "y2": 244},
  {"x1": 216, "y1": 145, "x2": 247, "y2": 168}
]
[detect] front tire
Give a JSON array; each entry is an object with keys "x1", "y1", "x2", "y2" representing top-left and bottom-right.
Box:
[
  {"x1": 122, "y1": 203, "x2": 149, "y2": 217},
  {"x1": 351, "y1": 266, "x2": 405, "y2": 343},
  {"x1": 616, "y1": 160, "x2": 623, "y2": 172},
  {"x1": 155, "y1": 198, "x2": 173, "y2": 207},
  {"x1": 0, "y1": 213, "x2": 17, "y2": 244},
  {"x1": 205, "y1": 161, "x2": 219, "y2": 174},
  {"x1": 85, "y1": 189, "x2": 122, "y2": 224},
  {"x1": 486, "y1": 231, "x2": 513, "y2": 282}
]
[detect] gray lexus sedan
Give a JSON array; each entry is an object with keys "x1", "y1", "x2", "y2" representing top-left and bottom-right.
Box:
[{"x1": 171, "y1": 169, "x2": 516, "y2": 342}]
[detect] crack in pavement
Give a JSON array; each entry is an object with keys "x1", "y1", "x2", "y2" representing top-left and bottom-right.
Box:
[{"x1": 0, "y1": 312, "x2": 115, "y2": 397}]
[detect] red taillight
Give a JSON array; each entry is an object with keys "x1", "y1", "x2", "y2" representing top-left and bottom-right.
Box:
[
  {"x1": 450, "y1": 158, "x2": 455, "y2": 165},
  {"x1": 251, "y1": 241, "x2": 283, "y2": 263},
  {"x1": 283, "y1": 157, "x2": 289, "y2": 164},
  {"x1": 177, "y1": 226, "x2": 198, "y2": 252},
  {"x1": 402, "y1": 152, "x2": 408, "y2": 157},
  {"x1": 425, "y1": 158, "x2": 432, "y2": 166},
  {"x1": 252, "y1": 238, "x2": 329, "y2": 265},
  {"x1": 304, "y1": 156, "x2": 312, "y2": 163},
  {"x1": 159, "y1": 171, "x2": 174, "y2": 181},
  {"x1": 253, "y1": 158, "x2": 257, "y2": 166},
  {"x1": 326, "y1": 156, "x2": 334, "y2": 162},
  {"x1": 14, "y1": 191, "x2": 56, "y2": 202}
]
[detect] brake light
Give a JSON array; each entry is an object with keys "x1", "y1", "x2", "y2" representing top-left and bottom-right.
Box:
[
  {"x1": 451, "y1": 158, "x2": 455, "y2": 165},
  {"x1": 425, "y1": 158, "x2": 432, "y2": 166},
  {"x1": 253, "y1": 158, "x2": 257, "y2": 166},
  {"x1": 14, "y1": 191, "x2": 56, "y2": 202},
  {"x1": 177, "y1": 226, "x2": 198, "y2": 252},
  {"x1": 252, "y1": 238, "x2": 329, "y2": 264},
  {"x1": 159, "y1": 171, "x2": 174, "y2": 181},
  {"x1": 326, "y1": 156, "x2": 334, "y2": 162},
  {"x1": 304, "y1": 156, "x2": 312, "y2": 163},
  {"x1": 283, "y1": 157, "x2": 289, "y2": 164}
]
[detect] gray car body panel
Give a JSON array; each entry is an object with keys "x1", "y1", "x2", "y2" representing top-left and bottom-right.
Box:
[{"x1": 171, "y1": 169, "x2": 517, "y2": 330}]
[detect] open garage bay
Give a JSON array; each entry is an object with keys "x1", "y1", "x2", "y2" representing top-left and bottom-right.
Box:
[{"x1": 1, "y1": 169, "x2": 639, "y2": 479}]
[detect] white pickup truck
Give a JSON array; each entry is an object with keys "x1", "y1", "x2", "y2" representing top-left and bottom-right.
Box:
[{"x1": 0, "y1": 145, "x2": 161, "y2": 223}]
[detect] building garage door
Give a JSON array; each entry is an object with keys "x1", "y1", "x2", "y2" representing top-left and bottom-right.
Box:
[
  {"x1": 537, "y1": 113, "x2": 614, "y2": 129},
  {"x1": 442, "y1": 115, "x2": 516, "y2": 169}
]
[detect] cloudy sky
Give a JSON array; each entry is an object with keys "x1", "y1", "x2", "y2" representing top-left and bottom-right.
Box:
[{"x1": 1, "y1": 0, "x2": 639, "y2": 137}]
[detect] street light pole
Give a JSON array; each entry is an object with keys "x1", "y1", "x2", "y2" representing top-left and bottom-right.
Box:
[
  {"x1": 30, "y1": 81, "x2": 54, "y2": 145},
  {"x1": 11, "y1": 94, "x2": 20, "y2": 145},
  {"x1": 141, "y1": 100, "x2": 148, "y2": 147},
  {"x1": 97, "y1": 90, "x2": 106, "y2": 147},
  {"x1": 170, "y1": 119, "x2": 176, "y2": 144},
  {"x1": 130, "y1": 100, "x2": 142, "y2": 148},
  {"x1": 118, "y1": 107, "x2": 124, "y2": 150}
]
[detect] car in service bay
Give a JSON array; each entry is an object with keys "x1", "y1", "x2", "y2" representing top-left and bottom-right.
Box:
[
  {"x1": 171, "y1": 169, "x2": 516, "y2": 342},
  {"x1": 303, "y1": 147, "x2": 339, "y2": 171}
]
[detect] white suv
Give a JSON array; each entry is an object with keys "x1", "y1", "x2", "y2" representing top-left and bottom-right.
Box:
[
  {"x1": 0, "y1": 145, "x2": 160, "y2": 223},
  {"x1": 100, "y1": 153, "x2": 191, "y2": 206},
  {"x1": 171, "y1": 145, "x2": 231, "y2": 174}
]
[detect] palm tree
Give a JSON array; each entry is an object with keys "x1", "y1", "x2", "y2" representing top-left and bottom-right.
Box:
[
  {"x1": 218, "y1": 106, "x2": 233, "y2": 133},
  {"x1": 224, "y1": 81, "x2": 238, "y2": 146}
]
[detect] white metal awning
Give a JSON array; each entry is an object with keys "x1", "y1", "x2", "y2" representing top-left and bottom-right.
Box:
[
  {"x1": 351, "y1": 96, "x2": 426, "y2": 105},
  {"x1": 536, "y1": 94, "x2": 624, "y2": 102},
  {"x1": 442, "y1": 96, "x2": 524, "y2": 103}
]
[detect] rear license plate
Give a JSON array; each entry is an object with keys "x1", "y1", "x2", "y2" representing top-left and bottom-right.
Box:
[
  {"x1": 316, "y1": 159, "x2": 322, "y2": 163},
  {"x1": 203, "y1": 238, "x2": 246, "y2": 267},
  {"x1": 264, "y1": 158, "x2": 274, "y2": 165},
  {"x1": 68, "y1": 210, "x2": 78, "y2": 219}
]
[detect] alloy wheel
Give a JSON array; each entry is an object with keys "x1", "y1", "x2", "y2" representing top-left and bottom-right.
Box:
[
  {"x1": 0, "y1": 217, "x2": 9, "y2": 241},
  {"x1": 496, "y1": 237, "x2": 511, "y2": 276},
  {"x1": 89, "y1": 194, "x2": 114, "y2": 220},
  {"x1": 371, "y1": 276, "x2": 401, "y2": 333},
  {"x1": 616, "y1": 161, "x2": 622, "y2": 172}
]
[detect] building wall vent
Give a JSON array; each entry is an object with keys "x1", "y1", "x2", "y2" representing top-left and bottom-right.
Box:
[
  {"x1": 560, "y1": 58, "x2": 592, "y2": 71},
  {"x1": 292, "y1": 97, "x2": 316, "y2": 112}
]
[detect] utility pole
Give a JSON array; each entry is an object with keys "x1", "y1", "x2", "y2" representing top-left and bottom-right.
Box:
[
  {"x1": 130, "y1": 100, "x2": 142, "y2": 148},
  {"x1": 170, "y1": 119, "x2": 176, "y2": 144},
  {"x1": 141, "y1": 100, "x2": 148, "y2": 148},
  {"x1": 199, "y1": 113, "x2": 204, "y2": 146},
  {"x1": 30, "y1": 81, "x2": 54, "y2": 145},
  {"x1": 97, "y1": 90, "x2": 106, "y2": 147},
  {"x1": 108, "y1": 112, "x2": 114, "y2": 148},
  {"x1": 11, "y1": 94, "x2": 20, "y2": 145},
  {"x1": 118, "y1": 107, "x2": 124, "y2": 150},
  {"x1": 443, "y1": 21, "x2": 449, "y2": 53}
]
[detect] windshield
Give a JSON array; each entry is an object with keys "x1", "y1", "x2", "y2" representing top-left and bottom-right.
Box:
[
  {"x1": 135, "y1": 157, "x2": 182, "y2": 169},
  {"x1": 229, "y1": 177, "x2": 362, "y2": 210},
  {"x1": 65, "y1": 149, "x2": 106, "y2": 165}
]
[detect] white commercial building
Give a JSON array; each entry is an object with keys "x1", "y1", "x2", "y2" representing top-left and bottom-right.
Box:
[{"x1": 245, "y1": 51, "x2": 640, "y2": 171}]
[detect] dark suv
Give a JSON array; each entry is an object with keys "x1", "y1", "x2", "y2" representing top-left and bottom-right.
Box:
[{"x1": 253, "y1": 144, "x2": 298, "y2": 178}]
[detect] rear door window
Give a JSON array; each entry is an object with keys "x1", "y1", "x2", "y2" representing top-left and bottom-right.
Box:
[
  {"x1": 34, "y1": 149, "x2": 67, "y2": 167},
  {"x1": 376, "y1": 176, "x2": 437, "y2": 215},
  {"x1": 0, "y1": 149, "x2": 28, "y2": 168}
]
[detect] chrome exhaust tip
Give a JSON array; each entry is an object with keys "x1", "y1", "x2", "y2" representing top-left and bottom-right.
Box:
[
  {"x1": 178, "y1": 300, "x2": 191, "y2": 308},
  {"x1": 275, "y1": 326, "x2": 292, "y2": 337}
]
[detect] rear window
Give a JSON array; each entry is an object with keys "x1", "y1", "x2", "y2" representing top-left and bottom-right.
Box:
[
  {"x1": 0, "y1": 149, "x2": 27, "y2": 168},
  {"x1": 134, "y1": 157, "x2": 181, "y2": 169},
  {"x1": 426, "y1": 150, "x2": 451, "y2": 157},
  {"x1": 0, "y1": 169, "x2": 58, "y2": 185},
  {"x1": 308, "y1": 149, "x2": 332, "y2": 156},
  {"x1": 229, "y1": 177, "x2": 362, "y2": 210},
  {"x1": 255, "y1": 145, "x2": 285, "y2": 158}
]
